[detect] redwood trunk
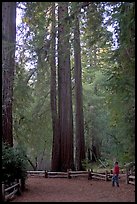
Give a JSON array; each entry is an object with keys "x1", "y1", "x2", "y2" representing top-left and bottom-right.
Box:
[
  {"x1": 2, "y1": 2, "x2": 16, "y2": 146},
  {"x1": 74, "y1": 12, "x2": 86, "y2": 170},
  {"x1": 50, "y1": 3, "x2": 61, "y2": 171},
  {"x1": 58, "y1": 2, "x2": 74, "y2": 171}
]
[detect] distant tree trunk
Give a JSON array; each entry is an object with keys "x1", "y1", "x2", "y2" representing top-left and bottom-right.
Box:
[
  {"x1": 93, "y1": 45, "x2": 97, "y2": 67},
  {"x1": 58, "y1": 2, "x2": 74, "y2": 171},
  {"x1": 87, "y1": 148, "x2": 91, "y2": 161},
  {"x1": 74, "y1": 11, "x2": 86, "y2": 170},
  {"x1": 50, "y1": 2, "x2": 61, "y2": 171},
  {"x1": 24, "y1": 154, "x2": 37, "y2": 171},
  {"x1": 2, "y1": 2, "x2": 16, "y2": 146}
]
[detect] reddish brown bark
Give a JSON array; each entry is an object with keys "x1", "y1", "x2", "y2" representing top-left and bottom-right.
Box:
[
  {"x1": 2, "y1": 2, "x2": 16, "y2": 146},
  {"x1": 58, "y1": 2, "x2": 74, "y2": 171},
  {"x1": 74, "y1": 11, "x2": 86, "y2": 170},
  {"x1": 50, "y1": 3, "x2": 61, "y2": 171}
]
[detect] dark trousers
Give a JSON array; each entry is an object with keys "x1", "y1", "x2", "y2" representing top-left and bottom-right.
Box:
[{"x1": 112, "y1": 174, "x2": 119, "y2": 186}]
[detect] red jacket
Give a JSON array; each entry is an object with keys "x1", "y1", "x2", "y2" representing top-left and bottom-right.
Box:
[{"x1": 113, "y1": 164, "x2": 119, "y2": 175}]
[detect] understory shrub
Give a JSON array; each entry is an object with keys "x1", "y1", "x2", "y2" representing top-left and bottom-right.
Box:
[{"x1": 2, "y1": 142, "x2": 28, "y2": 185}]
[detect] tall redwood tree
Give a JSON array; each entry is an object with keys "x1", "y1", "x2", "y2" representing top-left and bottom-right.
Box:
[
  {"x1": 2, "y1": 2, "x2": 16, "y2": 146},
  {"x1": 50, "y1": 2, "x2": 61, "y2": 171},
  {"x1": 74, "y1": 7, "x2": 85, "y2": 170},
  {"x1": 58, "y1": 2, "x2": 74, "y2": 171}
]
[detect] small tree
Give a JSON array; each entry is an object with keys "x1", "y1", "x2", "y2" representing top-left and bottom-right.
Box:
[{"x1": 2, "y1": 143, "x2": 28, "y2": 187}]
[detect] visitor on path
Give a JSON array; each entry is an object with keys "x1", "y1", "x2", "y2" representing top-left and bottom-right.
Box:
[{"x1": 112, "y1": 161, "x2": 120, "y2": 187}]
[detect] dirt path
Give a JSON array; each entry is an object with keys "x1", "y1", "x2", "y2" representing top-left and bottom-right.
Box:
[{"x1": 12, "y1": 176, "x2": 135, "y2": 202}]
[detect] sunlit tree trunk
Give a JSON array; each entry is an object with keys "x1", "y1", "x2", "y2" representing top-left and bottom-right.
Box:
[
  {"x1": 2, "y1": 2, "x2": 16, "y2": 146},
  {"x1": 50, "y1": 2, "x2": 61, "y2": 171},
  {"x1": 58, "y1": 2, "x2": 74, "y2": 171},
  {"x1": 74, "y1": 11, "x2": 86, "y2": 170}
]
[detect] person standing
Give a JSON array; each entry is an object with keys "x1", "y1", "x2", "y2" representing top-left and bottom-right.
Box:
[{"x1": 112, "y1": 161, "x2": 120, "y2": 187}]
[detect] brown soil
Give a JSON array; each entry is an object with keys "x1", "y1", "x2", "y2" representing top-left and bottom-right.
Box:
[{"x1": 12, "y1": 175, "x2": 135, "y2": 202}]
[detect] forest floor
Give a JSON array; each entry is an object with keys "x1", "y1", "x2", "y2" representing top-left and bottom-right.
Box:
[{"x1": 11, "y1": 175, "x2": 135, "y2": 202}]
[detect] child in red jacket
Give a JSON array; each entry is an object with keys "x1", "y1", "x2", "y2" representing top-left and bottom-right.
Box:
[{"x1": 112, "y1": 161, "x2": 120, "y2": 187}]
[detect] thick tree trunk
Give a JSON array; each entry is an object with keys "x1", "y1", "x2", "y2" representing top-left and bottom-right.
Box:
[
  {"x1": 50, "y1": 3, "x2": 61, "y2": 171},
  {"x1": 58, "y1": 2, "x2": 74, "y2": 171},
  {"x1": 74, "y1": 12, "x2": 86, "y2": 170},
  {"x1": 2, "y1": 2, "x2": 16, "y2": 146}
]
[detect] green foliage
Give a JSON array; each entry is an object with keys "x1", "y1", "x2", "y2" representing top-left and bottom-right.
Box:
[
  {"x1": 13, "y1": 61, "x2": 52, "y2": 166},
  {"x1": 81, "y1": 159, "x2": 93, "y2": 170},
  {"x1": 2, "y1": 142, "x2": 28, "y2": 184},
  {"x1": 14, "y1": 2, "x2": 135, "y2": 170},
  {"x1": 103, "y1": 2, "x2": 135, "y2": 163}
]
